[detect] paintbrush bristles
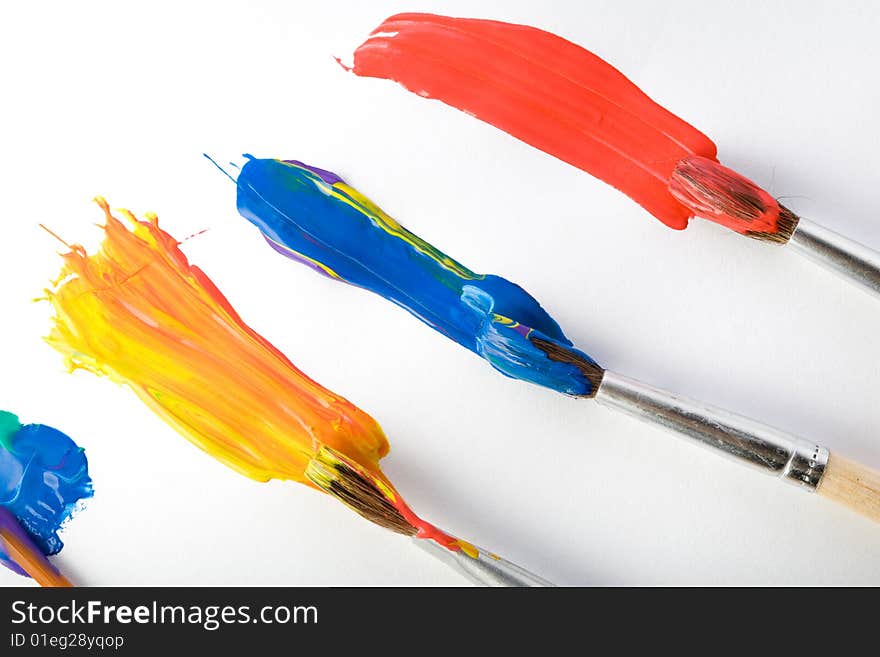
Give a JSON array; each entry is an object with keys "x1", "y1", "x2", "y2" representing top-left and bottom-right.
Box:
[
  {"x1": 669, "y1": 155, "x2": 799, "y2": 243},
  {"x1": 530, "y1": 337, "x2": 605, "y2": 397},
  {"x1": 306, "y1": 446, "x2": 418, "y2": 536}
]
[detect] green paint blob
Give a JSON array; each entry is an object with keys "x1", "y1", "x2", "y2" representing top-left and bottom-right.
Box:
[{"x1": 0, "y1": 411, "x2": 21, "y2": 452}]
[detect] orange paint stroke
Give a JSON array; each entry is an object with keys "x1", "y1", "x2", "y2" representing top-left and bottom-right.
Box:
[{"x1": 44, "y1": 198, "x2": 461, "y2": 550}]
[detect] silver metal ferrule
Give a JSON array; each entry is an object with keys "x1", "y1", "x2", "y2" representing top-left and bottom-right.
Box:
[
  {"x1": 787, "y1": 217, "x2": 880, "y2": 297},
  {"x1": 594, "y1": 371, "x2": 828, "y2": 490},
  {"x1": 414, "y1": 537, "x2": 554, "y2": 587}
]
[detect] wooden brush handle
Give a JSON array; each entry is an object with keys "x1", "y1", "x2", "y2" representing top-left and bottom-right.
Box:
[
  {"x1": 0, "y1": 507, "x2": 73, "y2": 587},
  {"x1": 0, "y1": 531, "x2": 73, "y2": 587},
  {"x1": 817, "y1": 454, "x2": 880, "y2": 523}
]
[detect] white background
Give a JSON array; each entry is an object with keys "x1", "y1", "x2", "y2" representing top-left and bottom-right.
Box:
[{"x1": 2, "y1": 1, "x2": 880, "y2": 586}]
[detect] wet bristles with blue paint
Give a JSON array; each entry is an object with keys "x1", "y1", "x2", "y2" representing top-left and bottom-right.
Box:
[
  {"x1": 0, "y1": 410, "x2": 92, "y2": 586},
  {"x1": 208, "y1": 154, "x2": 604, "y2": 397}
]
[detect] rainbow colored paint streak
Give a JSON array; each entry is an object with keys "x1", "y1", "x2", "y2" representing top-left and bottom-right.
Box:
[
  {"x1": 43, "y1": 198, "x2": 466, "y2": 552},
  {"x1": 233, "y1": 156, "x2": 603, "y2": 397},
  {"x1": 0, "y1": 410, "x2": 92, "y2": 578}
]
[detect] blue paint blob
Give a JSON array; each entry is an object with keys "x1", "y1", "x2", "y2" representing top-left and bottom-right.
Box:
[
  {"x1": 0, "y1": 411, "x2": 92, "y2": 577},
  {"x1": 233, "y1": 156, "x2": 602, "y2": 396}
]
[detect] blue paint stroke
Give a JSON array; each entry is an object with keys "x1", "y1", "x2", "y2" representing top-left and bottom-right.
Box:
[
  {"x1": 0, "y1": 411, "x2": 92, "y2": 577},
  {"x1": 230, "y1": 155, "x2": 601, "y2": 396}
]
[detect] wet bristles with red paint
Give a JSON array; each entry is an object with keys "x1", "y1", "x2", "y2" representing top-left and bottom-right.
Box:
[{"x1": 669, "y1": 155, "x2": 799, "y2": 243}]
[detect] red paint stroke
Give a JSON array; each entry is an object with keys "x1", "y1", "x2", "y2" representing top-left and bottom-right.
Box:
[{"x1": 351, "y1": 13, "x2": 718, "y2": 230}]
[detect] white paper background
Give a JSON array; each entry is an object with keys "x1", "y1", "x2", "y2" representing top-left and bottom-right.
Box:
[{"x1": 2, "y1": 0, "x2": 879, "y2": 586}]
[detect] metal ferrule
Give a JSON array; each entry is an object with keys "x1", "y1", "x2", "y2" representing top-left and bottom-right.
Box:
[
  {"x1": 414, "y1": 537, "x2": 554, "y2": 587},
  {"x1": 594, "y1": 371, "x2": 828, "y2": 490},
  {"x1": 787, "y1": 217, "x2": 880, "y2": 297}
]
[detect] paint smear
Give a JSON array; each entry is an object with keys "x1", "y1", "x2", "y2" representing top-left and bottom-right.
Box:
[
  {"x1": 0, "y1": 410, "x2": 92, "y2": 578},
  {"x1": 350, "y1": 14, "x2": 791, "y2": 239},
  {"x1": 350, "y1": 13, "x2": 716, "y2": 230},
  {"x1": 233, "y1": 156, "x2": 604, "y2": 397},
  {"x1": 43, "y1": 198, "x2": 464, "y2": 551}
]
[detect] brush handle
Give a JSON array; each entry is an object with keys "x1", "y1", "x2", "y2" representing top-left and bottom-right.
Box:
[
  {"x1": 816, "y1": 454, "x2": 880, "y2": 523},
  {"x1": 787, "y1": 217, "x2": 880, "y2": 297},
  {"x1": 0, "y1": 507, "x2": 73, "y2": 587},
  {"x1": 595, "y1": 371, "x2": 880, "y2": 522},
  {"x1": 414, "y1": 537, "x2": 554, "y2": 587},
  {"x1": 595, "y1": 371, "x2": 828, "y2": 488}
]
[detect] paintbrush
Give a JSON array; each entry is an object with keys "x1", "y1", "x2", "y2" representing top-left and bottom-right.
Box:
[
  {"x1": 347, "y1": 13, "x2": 880, "y2": 298},
  {"x1": 43, "y1": 199, "x2": 551, "y2": 587},
  {"x1": 307, "y1": 446, "x2": 552, "y2": 586},
  {"x1": 0, "y1": 507, "x2": 73, "y2": 587},
  {"x1": 668, "y1": 156, "x2": 880, "y2": 297},
  {"x1": 218, "y1": 155, "x2": 880, "y2": 525}
]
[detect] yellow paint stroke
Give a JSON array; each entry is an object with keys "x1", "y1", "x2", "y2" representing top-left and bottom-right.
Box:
[
  {"x1": 43, "y1": 198, "x2": 475, "y2": 554},
  {"x1": 44, "y1": 198, "x2": 389, "y2": 486}
]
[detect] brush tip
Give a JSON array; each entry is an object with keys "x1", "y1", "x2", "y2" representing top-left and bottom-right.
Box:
[
  {"x1": 529, "y1": 337, "x2": 605, "y2": 397},
  {"x1": 669, "y1": 155, "x2": 798, "y2": 243},
  {"x1": 306, "y1": 446, "x2": 418, "y2": 537}
]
